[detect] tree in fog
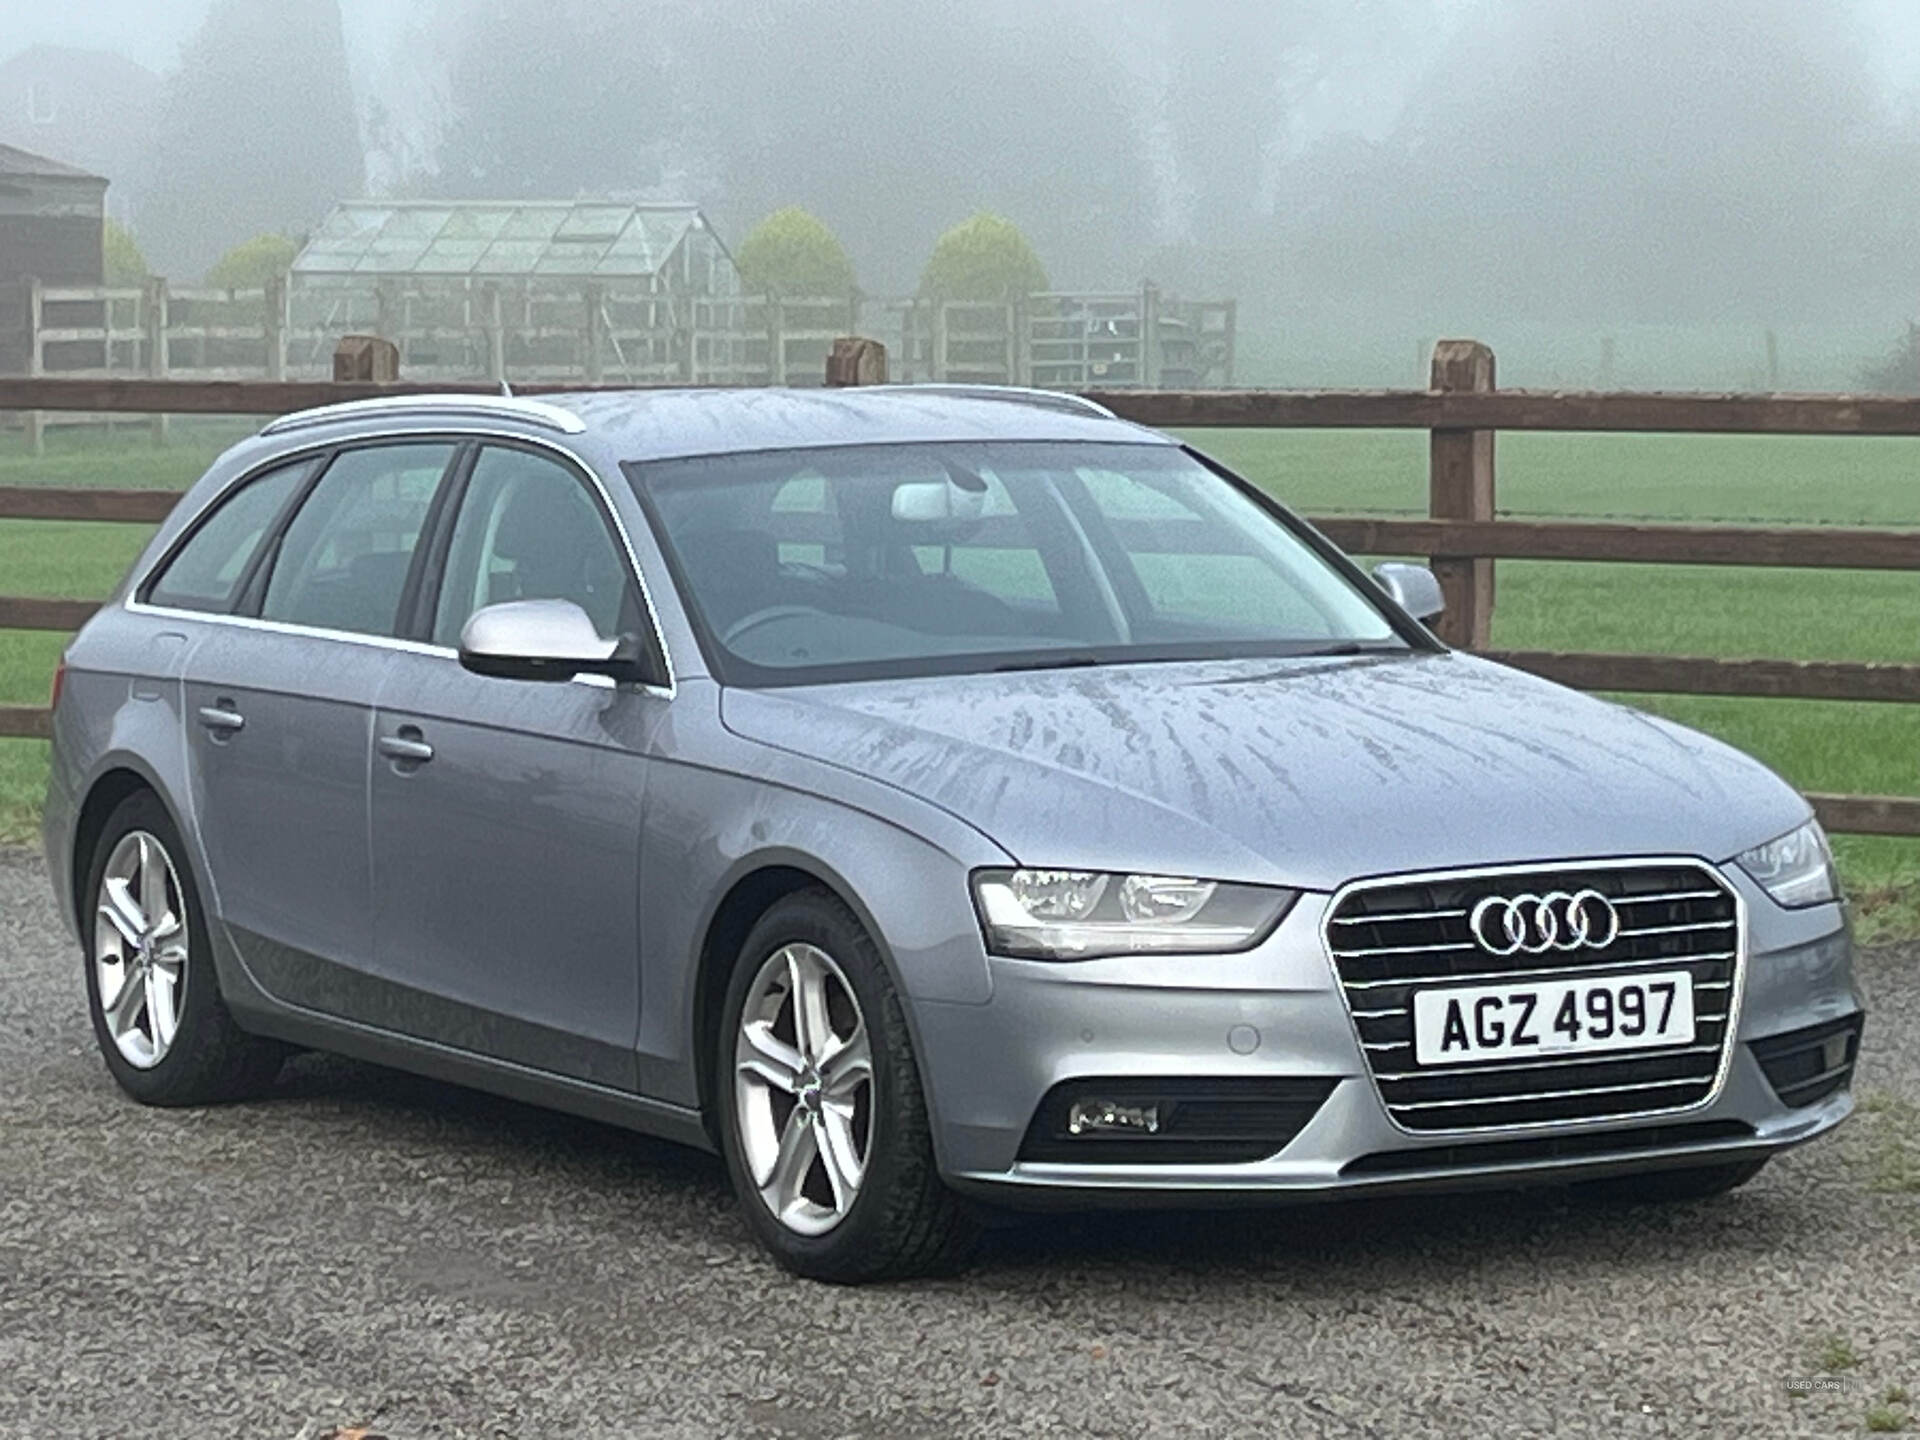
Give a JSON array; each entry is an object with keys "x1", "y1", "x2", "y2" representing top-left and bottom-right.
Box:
[
  {"x1": 135, "y1": 0, "x2": 363, "y2": 279},
  {"x1": 423, "y1": 0, "x2": 1156, "y2": 291},
  {"x1": 429, "y1": 0, "x2": 684, "y2": 198},
  {"x1": 1861, "y1": 324, "x2": 1920, "y2": 394},
  {"x1": 102, "y1": 220, "x2": 149, "y2": 287},
  {"x1": 1276, "y1": 0, "x2": 1920, "y2": 325},
  {"x1": 736, "y1": 209, "x2": 859, "y2": 299},
  {"x1": 683, "y1": 0, "x2": 1153, "y2": 291},
  {"x1": 919, "y1": 214, "x2": 1049, "y2": 301}
]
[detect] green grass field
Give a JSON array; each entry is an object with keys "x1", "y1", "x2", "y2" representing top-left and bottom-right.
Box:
[{"x1": 4, "y1": 421, "x2": 1918, "y2": 933}]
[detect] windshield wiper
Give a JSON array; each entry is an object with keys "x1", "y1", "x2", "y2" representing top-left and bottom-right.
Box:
[
  {"x1": 1286, "y1": 641, "x2": 1409, "y2": 658},
  {"x1": 992, "y1": 653, "x2": 1102, "y2": 673}
]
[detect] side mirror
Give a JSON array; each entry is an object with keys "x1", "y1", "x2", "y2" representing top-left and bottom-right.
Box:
[
  {"x1": 458, "y1": 599, "x2": 656, "y2": 685},
  {"x1": 1372, "y1": 562, "x2": 1445, "y2": 622}
]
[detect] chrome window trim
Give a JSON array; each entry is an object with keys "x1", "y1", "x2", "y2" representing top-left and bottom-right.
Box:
[
  {"x1": 1318, "y1": 855, "x2": 1748, "y2": 1140},
  {"x1": 129, "y1": 424, "x2": 677, "y2": 700},
  {"x1": 261, "y1": 395, "x2": 587, "y2": 437},
  {"x1": 125, "y1": 602, "x2": 456, "y2": 659}
]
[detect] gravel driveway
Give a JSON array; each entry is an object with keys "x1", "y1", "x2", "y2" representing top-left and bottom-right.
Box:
[{"x1": 1, "y1": 848, "x2": 1915, "y2": 1438}]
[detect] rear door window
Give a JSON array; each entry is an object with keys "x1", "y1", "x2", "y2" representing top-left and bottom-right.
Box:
[
  {"x1": 144, "y1": 460, "x2": 313, "y2": 612},
  {"x1": 259, "y1": 443, "x2": 456, "y2": 637}
]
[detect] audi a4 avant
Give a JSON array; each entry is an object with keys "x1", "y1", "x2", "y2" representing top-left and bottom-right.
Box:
[{"x1": 44, "y1": 387, "x2": 1863, "y2": 1281}]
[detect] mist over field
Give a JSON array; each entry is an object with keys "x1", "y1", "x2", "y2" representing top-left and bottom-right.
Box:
[{"x1": 5, "y1": 0, "x2": 1920, "y2": 385}]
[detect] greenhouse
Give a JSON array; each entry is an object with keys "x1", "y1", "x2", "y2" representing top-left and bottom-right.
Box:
[{"x1": 288, "y1": 200, "x2": 751, "y2": 382}]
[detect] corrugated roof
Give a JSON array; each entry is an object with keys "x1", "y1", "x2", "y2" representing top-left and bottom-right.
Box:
[
  {"x1": 0, "y1": 142, "x2": 106, "y2": 182},
  {"x1": 292, "y1": 200, "x2": 712, "y2": 279}
]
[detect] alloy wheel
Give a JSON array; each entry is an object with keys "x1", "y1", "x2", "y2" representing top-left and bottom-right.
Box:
[
  {"x1": 93, "y1": 830, "x2": 188, "y2": 1069},
  {"x1": 733, "y1": 942, "x2": 875, "y2": 1236}
]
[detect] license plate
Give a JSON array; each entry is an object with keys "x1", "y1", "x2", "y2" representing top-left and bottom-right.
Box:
[{"x1": 1411, "y1": 970, "x2": 1695, "y2": 1066}]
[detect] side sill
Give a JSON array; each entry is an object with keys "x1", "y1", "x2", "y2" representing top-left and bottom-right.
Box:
[{"x1": 228, "y1": 994, "x2": 715, "y2": 1155}]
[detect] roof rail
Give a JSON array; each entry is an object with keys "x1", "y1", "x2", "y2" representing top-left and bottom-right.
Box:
[
  {"x1": 260, "y1": 393, "x2": 587, "y2": 437},
  {"x1": 886, "y1": 384, "x2": 1117, "y2": 420}
]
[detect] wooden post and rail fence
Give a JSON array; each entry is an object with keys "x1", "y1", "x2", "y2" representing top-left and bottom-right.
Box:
[
  {"x1": 10, "y1": 278, "x2": 1236, "y2": 438},
  {"x1": 3, "y1": 336, "x2": 1920, "y2": 835}
]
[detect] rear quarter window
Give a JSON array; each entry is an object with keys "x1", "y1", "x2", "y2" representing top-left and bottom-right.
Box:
[{"x1": 143, "y1": 460, "x2": 313, "y2": 613}]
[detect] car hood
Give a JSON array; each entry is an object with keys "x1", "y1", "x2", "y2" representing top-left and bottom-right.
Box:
[{"x1": 720, "y1": 652, "x2": 1809, "y2": 891}]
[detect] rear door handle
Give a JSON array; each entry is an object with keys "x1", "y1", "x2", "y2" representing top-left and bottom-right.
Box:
[
  {"x1": 197, "y1": 704, "x2": 245, "y2": 734},
  {"x1": 378, "y1": 730, "x2": 434, "y2": 764}
]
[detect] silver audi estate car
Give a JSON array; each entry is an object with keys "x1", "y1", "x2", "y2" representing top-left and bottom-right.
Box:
[{"x1": 44, "y1": 387, "x2": 1864, "y2": 1281}]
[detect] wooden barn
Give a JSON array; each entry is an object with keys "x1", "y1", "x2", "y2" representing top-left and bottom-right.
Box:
[{"x1": 0, "y1": 142, "x2": 106, "y2": 375}]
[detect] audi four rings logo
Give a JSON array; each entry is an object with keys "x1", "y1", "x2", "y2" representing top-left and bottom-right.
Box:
[{"x1": 1468, "y1": 890, "x2": 1621, "y2": 955}]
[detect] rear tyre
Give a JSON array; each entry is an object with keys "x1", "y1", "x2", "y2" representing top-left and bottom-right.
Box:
[
  {"x1": 715, "y1": 887, "x2": 980, "y2": 1282},
  {"x1": 1573, "y1": 1157, "x2": 1769, "y2": 1205},
  {"x1": 81, "y1": 789, "x2": 285, "y2": 1106}
]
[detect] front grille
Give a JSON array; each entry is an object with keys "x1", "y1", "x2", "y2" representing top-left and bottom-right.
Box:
[{"x1": 1325, "y1": 861, "x2": 1741, "y2": 1133}]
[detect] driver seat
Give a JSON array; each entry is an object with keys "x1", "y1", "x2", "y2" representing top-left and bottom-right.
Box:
[{"x1": 674, "y1": 528, "x2": 783, "y2": 633}]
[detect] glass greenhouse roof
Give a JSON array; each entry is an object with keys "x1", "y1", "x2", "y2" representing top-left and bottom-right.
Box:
[{"x1": 292, "y1": 201, "x2": 715, "y2": 278}]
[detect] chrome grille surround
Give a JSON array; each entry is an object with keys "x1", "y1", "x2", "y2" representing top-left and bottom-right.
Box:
[{"x1": 1321, "y1": 857, "x2": 1747, "y2": 1136}]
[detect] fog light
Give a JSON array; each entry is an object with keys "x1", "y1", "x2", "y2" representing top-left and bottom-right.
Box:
[
  {"x1": 1067, "y1": 1098, "x2": 1161, "y2": 1136},
  {"x1": 1822, "y1": 1032, "x2": 1852, "y2": 1071}
]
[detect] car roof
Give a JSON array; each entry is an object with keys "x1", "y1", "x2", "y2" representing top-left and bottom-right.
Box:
[
  {"x1": 545, "y1": 385, "x2": 1171, "y2": 462},
  {"x1": 232, "y1": 387, "x2": 1175, "y2": 486}
]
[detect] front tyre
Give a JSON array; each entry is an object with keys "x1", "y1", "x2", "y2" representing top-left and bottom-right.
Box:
[
  {"x1": 81, "y1": 789, "x2": 284, "y2": 1106},
  {"x1": 716, "y1": 888, "x2": 979, "y2": 1282}
]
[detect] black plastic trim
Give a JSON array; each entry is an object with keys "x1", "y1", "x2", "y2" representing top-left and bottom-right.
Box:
[
  {"x1": 1341, "y1": 1119, "x2": 1756, "y2": 1177},
  {"x1": 1019, "y1": 1076, "x2": 1337, "y2": 1165},
  {"x1": 1750, "y1": 1013, "x2": 1864, "y2": 1110},
  {"x1": 395, "y1": 439, "x2": 478, "y2": 642}
]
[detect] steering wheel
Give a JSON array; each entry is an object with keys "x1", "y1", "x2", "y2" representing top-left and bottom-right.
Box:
[{"x1": 723, "y1": 604, "x2": 824, "y2": 646}]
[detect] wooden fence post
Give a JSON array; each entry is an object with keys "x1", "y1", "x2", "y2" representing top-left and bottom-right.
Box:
[
  {"x1": 767, "y1": 297, "x2": 787, "y2": 387},
  {"x1": 144, "y1": 276, "x2": 170, "y2": 446},
  {"x1": 333, "y1": 335, "x2": 399, "y2": 383},
  {"x1": 1428, "y1": 339, "x2": 1496, "y2": 649},
  {"x1": 583, "y1": 283, "x2": 605, "y2": 384},
  {"x1": 263, "y1": 274, "x2": 287, "y2": 382},
  {"x1": 482, "y1": 284, "x2": 505, "y2": 383},
  {"x1": 1013, "y1": 296, "x2": 1033, "y2": 387},
  {"x1": 24, "y1": 278, "x2": 44, "y2": 456},
  {"x1": 1141, "y1": 282, "x2": 1161, "y2": 388},
  {"x1": 825, "y1": 337, "x2": 887, "y2": 387},
  {"x1": 932, "y1": 303, "x2": 951, "y2": 382},
  {"x1": 375, "y1": 281, "x2": 398, "y2": 350}
]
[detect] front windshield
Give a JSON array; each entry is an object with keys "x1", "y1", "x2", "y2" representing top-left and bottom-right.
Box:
[{"x1": 627, "y1": 441, "x2": 1409, "y2": 686}]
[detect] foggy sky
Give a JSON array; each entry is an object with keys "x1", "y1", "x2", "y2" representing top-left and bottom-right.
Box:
[{"x1": 6, "y1": 0, "x2": 1920, "y2": 385}]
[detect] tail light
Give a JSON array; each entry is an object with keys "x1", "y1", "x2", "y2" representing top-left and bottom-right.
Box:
[{"x1": 49, "y1": 658, "x2": 67, "y2": 713}]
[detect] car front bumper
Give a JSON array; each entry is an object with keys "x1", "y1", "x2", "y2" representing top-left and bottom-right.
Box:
[{"x1": 912, "y1": 864, "x2": 1862, "y2": 1205}]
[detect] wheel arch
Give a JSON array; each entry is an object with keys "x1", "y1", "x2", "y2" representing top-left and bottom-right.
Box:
[
  {"x1": 69, "y1": 761, "x2": 182, "y2": 930},
  {"x1": 688, "y1": 850, "x2": 915, "y2": 1138}
]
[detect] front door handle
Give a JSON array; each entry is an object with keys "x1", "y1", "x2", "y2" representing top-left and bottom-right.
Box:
[
  {"x1": 378, "y1": 729, "x2": 434, "y2": 764},
  {"x1": 197, "y1": 703, "x2": 245, "y2": 734}
]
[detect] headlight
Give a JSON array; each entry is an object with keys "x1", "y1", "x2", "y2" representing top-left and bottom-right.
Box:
[
  {"x1": 1736, "y1": 819, "x2": 1839, "y2": 908},
  {"x1": 971, "y1": 869, "x2": 1298, "y2": 960}
]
